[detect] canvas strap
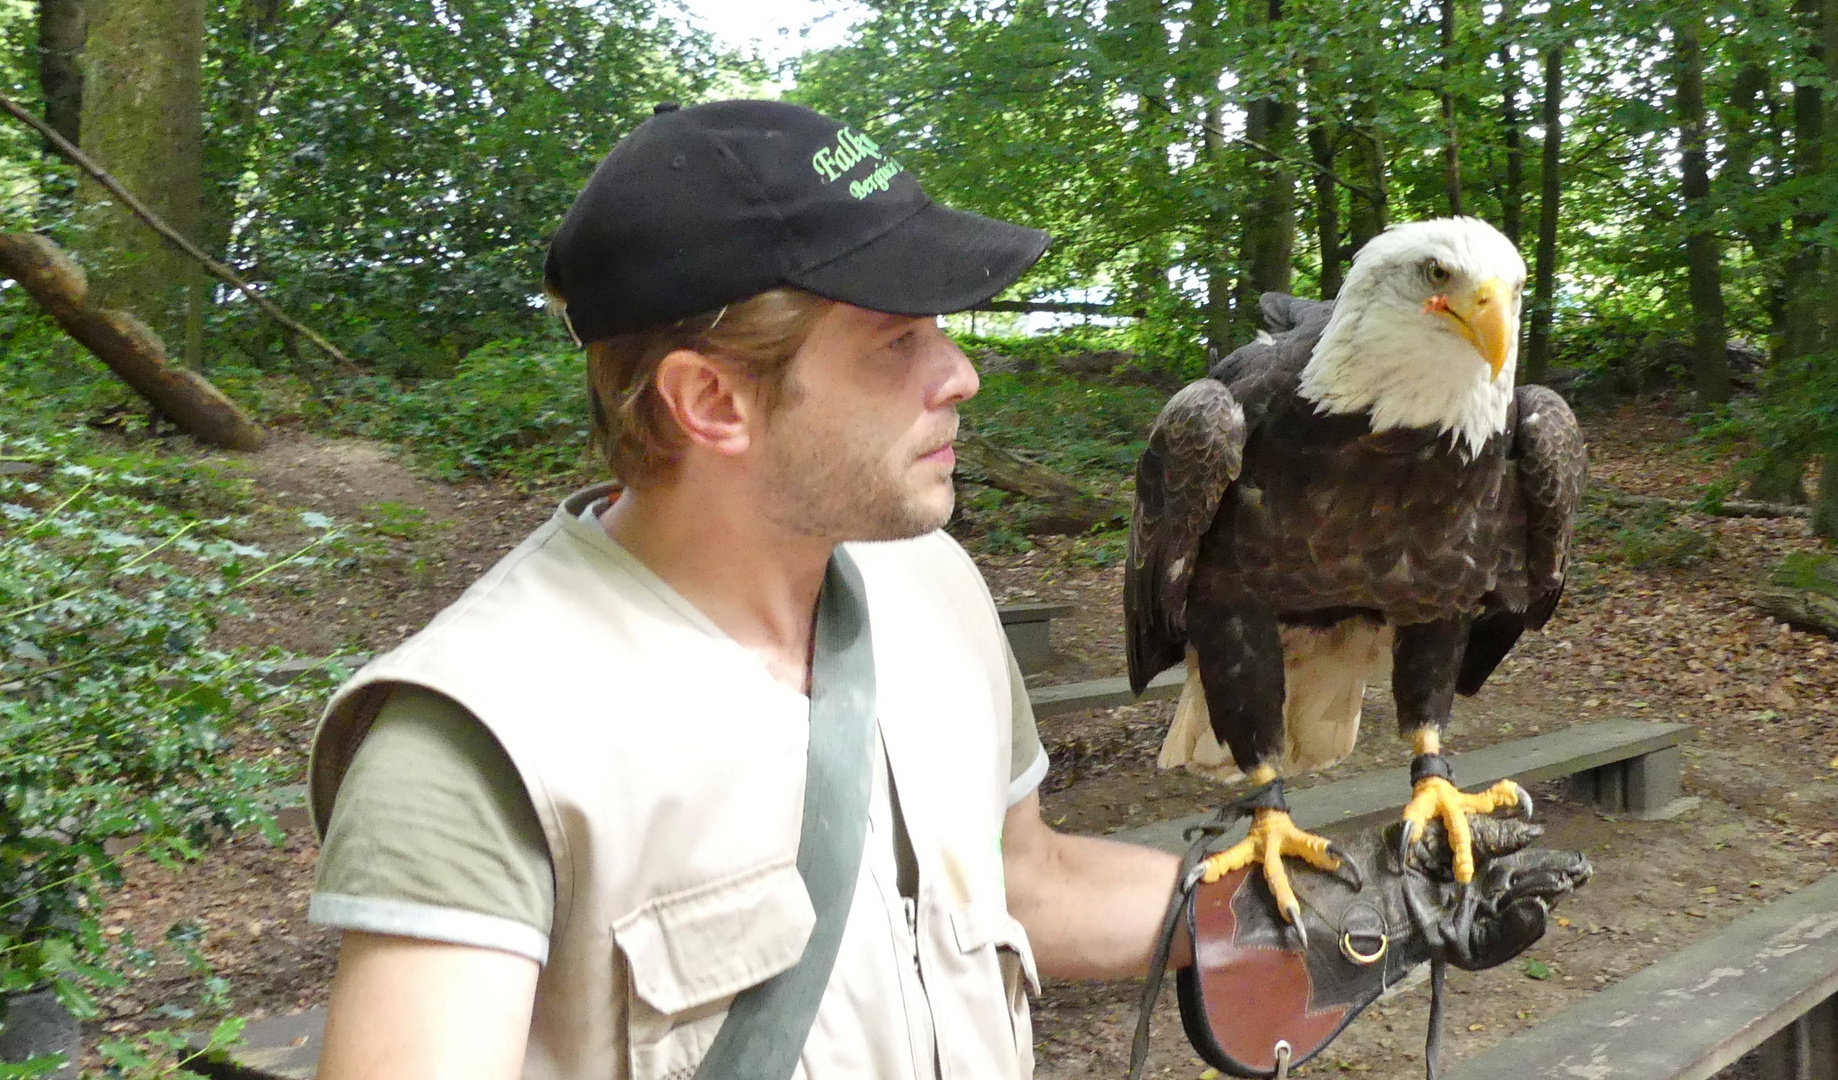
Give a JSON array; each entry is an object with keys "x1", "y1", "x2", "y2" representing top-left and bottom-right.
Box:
[{"x1": 692, "y1": 547, "x2": 877, "y2": 1080}]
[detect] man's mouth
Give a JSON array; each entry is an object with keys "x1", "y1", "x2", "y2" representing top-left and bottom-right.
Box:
[
  {"x1": 919, "y1": 426, "x2": 957, "y2": 468},
  {"x1": 920, "y1": 442, "x2": 956, "y2": 468}
]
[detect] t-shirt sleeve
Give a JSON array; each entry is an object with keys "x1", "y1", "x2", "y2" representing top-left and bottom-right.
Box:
[
  {"x1": 1005, "y1": 644, "x2": 1048, "y2": 806},
  {"x1": 309, "y1": 685, "x2": 556, "y2": 963}
]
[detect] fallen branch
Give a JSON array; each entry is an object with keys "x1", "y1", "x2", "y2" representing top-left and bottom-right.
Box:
[
  {"x1": 1588, "y1": 486, "x2": 1811, "y2": 520},
  {"x1": 956, "y1": 431, "x2": 1130, "y2": 535},
  {"x1": 0, "y1": 233, "x2": 266, "y2": 451},
  {"x1": 0, "y1": 90, "x2": 358, "y2": 374}
]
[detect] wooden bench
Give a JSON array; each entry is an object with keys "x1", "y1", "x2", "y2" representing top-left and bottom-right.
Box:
[
  {"x1": 199, "y1": 1009, "x2": 322, "y2": 1079},
  {"x1": 1442, "y1": 871, "x2": 1838, "y2": 1080},
  {"x1": 1026, "y1": 666, "x2": 1185, "y2": 717},
  {"x1": 997, "y1": 601, "x2": 1075, "y2": 673},
  {"x1": 1110, "y1": 718, "x2": 1693, "y2": 853}
]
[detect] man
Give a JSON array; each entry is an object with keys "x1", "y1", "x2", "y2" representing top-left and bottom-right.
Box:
[{"x1": 305, "y1": 100, "x2": 1185, "y2": 1080}]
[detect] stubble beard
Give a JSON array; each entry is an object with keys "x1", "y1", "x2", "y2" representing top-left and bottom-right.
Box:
[{"x1": 761, "y1": 421, "x2": 955, "y2": 543}]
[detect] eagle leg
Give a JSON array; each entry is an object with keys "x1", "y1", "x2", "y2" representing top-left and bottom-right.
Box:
[
  {"x1": 1199, "y1": 767, "x2": 1347, "y2": 944},
  {"x1": 1398, "y1": 730, "x2": 1534, "y2": 883},
  {"x1": 1394, "y1": 620, "x2": 1533, "y2": 884}
]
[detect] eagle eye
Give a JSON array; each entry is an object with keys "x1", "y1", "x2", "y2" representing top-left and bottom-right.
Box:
[{"x1": 1423, "y1": 260, "x2": 1452, "y2": 288}]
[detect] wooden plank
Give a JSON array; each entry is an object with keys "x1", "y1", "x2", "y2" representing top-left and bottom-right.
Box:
[
  {"x1": 199, "y1": 1008, "x2": 323, "y2": 1079},
  {"x1": 1110, "y1": 719, "x2": 1693, "y2": 853},
  {"x1": 1028, "y1": 668, "x2": 1184, "y2": 718},
  {"x1": 996, "y1": 601, "x2": 1077, "y2": 625},
  {"x1": 1442, "y1": 872, "x2": 1838, "y2": 1080}
]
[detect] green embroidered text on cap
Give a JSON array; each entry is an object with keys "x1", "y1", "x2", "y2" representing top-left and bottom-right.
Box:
[{"x1": 812, "y1": 128, "x2": 904, "y2": 199}]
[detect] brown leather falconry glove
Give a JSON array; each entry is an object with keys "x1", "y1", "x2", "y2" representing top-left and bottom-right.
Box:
[{"x1": 1130, "y1": 812, "x2": 1591, "y2": 1080}]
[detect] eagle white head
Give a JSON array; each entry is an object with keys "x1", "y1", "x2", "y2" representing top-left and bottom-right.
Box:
[{"x1": 1297, "y1": 217, "x2": 1528, "y2": 459}]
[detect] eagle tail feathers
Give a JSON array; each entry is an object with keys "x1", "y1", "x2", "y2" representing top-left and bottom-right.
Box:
[
  {"x1": 1158, "y1": 651, "x2": 1243, "y2": 780},
  {"x1": 1279, "y1": 621, "x2": 1391, "y2": 771},
  {"x1": 1155, "y1": 621, "x2": 1392, "y2": 779}
]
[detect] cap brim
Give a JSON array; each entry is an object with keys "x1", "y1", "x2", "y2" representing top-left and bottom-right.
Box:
[{"x1": 791, "y1": 202, "x2": 1050, "y2": 317}]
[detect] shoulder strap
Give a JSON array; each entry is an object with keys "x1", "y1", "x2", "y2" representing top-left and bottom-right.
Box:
[{"x1": 693, "y1": 547, "x2": 876, "y2": 1080}]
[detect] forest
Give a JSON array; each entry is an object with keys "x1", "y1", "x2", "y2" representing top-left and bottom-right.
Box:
[{"x1": 1, "y1": 0, "x2": 1836, "y2": 1076}]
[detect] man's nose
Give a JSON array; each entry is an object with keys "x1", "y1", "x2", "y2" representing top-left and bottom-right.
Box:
[{"x1": 927, "y1": 327, "x2": 979, "y2": 407}]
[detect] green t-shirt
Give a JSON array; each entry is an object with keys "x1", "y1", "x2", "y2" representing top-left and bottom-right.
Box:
[{"x1": 311, "y1": 667, "x2": 1048, "y2": 961}]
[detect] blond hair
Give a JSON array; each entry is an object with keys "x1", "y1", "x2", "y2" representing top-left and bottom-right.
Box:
[{"x1": 579, "y1": 288, "x2": 832, "y2": 487}]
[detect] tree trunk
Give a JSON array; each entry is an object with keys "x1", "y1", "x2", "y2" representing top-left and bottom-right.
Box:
[
  {"x1": 1816, "y1": 449, "x2": 1838, "y2": 542},
  {"x1": 0, "y1": 233, "x2": 265, "y2": 450},
  {"x1": 1819, "y1": 0, "x2": 1838, "y2": 544},
  {"x1": 36, "y1": 0, "x2": 84, "y2": 150},
  {"x1": 1780, "y1": 0, "x2": 1827, "y2": 367},
  {"x1": 1720, "y1": 62, "x2": 1775, "y2": 255},
  {"x1": 1346, "y1": 91, "x2": 1387, "y2": 255},
  {"x1": 1498, "y1": 0, "x2": 1524, "y2": 246},
  {"x1": 1673, "y1": 14, "x2": 1730, "y2": 404},
  {"x1": 1237, "y1": 0, "x2": 1294, "y2": 334},
  {"x1": 75, "y1": 0, "x2": 205, "y2": 361},
  {"x1": 1202, "y1": 96, "x2": 1235, "y2": 358},
  {"x1": 1525, "y1": 43, "x2": 1563, "y2": 385},
  {"x1": 1307, "y1": 105, "x2": 1341, "y2": 299},
  {"x1": 1748, "y1": 453, "x2": 1812, "y2": 504},
  {"x1": 1440, "y1": 0, "x2": 1463, "y2": 216}
]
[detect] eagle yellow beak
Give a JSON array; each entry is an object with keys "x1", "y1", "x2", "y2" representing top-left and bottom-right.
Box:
[{"x1": 1443, "y1": 277, "x2": 1514, "y2": 382}]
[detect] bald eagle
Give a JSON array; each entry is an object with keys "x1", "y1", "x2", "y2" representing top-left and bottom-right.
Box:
[{"x1": 1125, "y1": 217, "x2": 1587, "y2": 930}]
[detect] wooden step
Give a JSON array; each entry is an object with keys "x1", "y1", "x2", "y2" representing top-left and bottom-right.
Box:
[
  {"x1": 1109, "y1": 718, "x2": 1693, "y2": 853},
  {"x1": 1442, "y1": 871, "x2": 1838, "y2": 1080}
]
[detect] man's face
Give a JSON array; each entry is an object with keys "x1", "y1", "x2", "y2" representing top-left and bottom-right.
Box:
[{"x1": 754, "y1": 302, "x2": 979, "y2": 543}]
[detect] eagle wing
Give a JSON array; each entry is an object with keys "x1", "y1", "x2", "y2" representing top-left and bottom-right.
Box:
[
  {"x1": 1124, "y1": 379, "x2": 1246, "y2": 693},
  {"x1": 1513, "y1": 384, "x2": 1588, "y2": 625},
  {"x1": 1257, "y1": 291, "x2": 1334, "y2": 335},
  {"x1": 1458, "y1": 384, "x2": 1588, "y2": 693}
]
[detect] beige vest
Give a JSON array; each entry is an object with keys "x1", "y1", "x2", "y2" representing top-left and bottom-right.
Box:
[{"x1": 310, "y1": 485, "x2": 1038, "y2": 1080}]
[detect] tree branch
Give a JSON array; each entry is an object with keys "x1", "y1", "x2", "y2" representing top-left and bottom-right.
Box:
[{"x1": 0, "y1": 90, "x2": 360, "y2": 374}]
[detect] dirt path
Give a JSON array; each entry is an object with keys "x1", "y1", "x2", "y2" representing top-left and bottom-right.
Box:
[{"x1": 89, "y1": 400, "x2": 1838, "y2": 1078}]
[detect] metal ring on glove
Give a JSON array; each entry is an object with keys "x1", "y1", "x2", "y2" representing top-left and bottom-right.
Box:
[
  {"x1": 1340, "y1": 930, "x2": 1388, "y2": 966},
  {"x1": 1273, "y1": 1039, "x2": 1293, "y2": 1080}
]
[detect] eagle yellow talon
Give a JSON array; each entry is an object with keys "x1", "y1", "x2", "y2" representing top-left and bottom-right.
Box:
[
  {"x1": 1199, "y1": 809, "x2": 1342, "y2": 936},
  {"x1": 1400, "y1": 776, "x2": 1530, "y2": 883}
]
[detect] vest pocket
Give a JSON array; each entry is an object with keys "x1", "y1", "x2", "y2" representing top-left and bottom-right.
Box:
[
  {"x1": 939, "y1": 902, "x2": 1039, "y2": 1078},
  {"x1": 615, "y1": 859, "x2": 816, "y2": 1080}
]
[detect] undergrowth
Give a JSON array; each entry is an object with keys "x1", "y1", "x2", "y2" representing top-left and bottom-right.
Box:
[
  {"x1": 333, "y1": 339, "x2": 592, "y2": 484},
  {"x1": 1578, "y1": 504, "x2": 1720, "y2": 570},
  {"x1": 961, "y1": 369, "x2": 1163, "y2": 485},
  {"x1": 0, "y1": 391, "x2": 337, "y2": 1077}
]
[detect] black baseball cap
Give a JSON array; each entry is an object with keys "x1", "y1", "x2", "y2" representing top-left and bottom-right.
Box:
[{"x1": 543, "y1": 100, "x2": 1050, "y2": 342}]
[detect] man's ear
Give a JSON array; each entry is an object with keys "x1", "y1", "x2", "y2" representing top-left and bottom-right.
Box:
[{"x1": 653, "y1": 348, "x2": 758, "y2": 457}]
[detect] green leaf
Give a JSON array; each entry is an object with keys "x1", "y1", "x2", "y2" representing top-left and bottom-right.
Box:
[{"x1": 1523, "y1": 958, "x2": 1553, "y2": 981}]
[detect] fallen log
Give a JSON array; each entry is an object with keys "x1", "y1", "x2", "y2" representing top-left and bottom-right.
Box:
[
  {"x1": 1756, "y1": 554, "x2": 1838, "y2": 638},
  {"x1": 956, "y1": 431, "x2": 1130, "y2": 535},
  {"x1": 1588, "y1": 487, "x2": 1811, "y2": 520},
  {"x1": 1754, "y1": 586, "x2": 1838, "y2": 639},
  {"x1": 0, "y1": 233, "x2": 266, "y2": 451}
]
